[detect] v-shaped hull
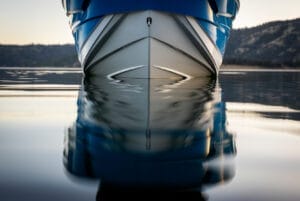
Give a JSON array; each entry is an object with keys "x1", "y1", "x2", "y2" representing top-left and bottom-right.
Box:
[
  {"x1": 80, "y1": 11, "x2": 222, "y2": 78},
  {"x1": 63, "y1": 0, "x2": 240, "y2": 78}
]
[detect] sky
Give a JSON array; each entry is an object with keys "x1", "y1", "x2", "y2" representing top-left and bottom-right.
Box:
[{"x1": 0, "y1": 0, "x2": 299, "y2": 45}]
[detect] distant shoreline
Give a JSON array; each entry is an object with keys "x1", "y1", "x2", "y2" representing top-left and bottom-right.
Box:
[
  {"x1": 221, "y1": 64, "x2": 300, "y2": 70},
  {"x1": 0, "y1": 66, "x2": 81, "y2": 70}
]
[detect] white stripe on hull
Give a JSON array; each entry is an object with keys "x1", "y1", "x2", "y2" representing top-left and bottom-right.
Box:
[{"x1": 79, "y1": 15, "x2": 114, "y2": 65}]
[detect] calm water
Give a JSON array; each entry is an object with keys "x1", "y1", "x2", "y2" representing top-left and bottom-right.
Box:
[{"x1": 0, "y1": 67, "x2": 299, "y2": 201}]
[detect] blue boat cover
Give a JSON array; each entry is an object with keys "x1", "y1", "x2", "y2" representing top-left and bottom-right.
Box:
[{"x1": 64, "y1": 0, "x2": 239, "y2": 19}]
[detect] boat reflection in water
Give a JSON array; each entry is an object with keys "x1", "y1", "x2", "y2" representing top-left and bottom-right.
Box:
[{"x1": 64, "y1": 75, "x2": 236, "y2": 200}]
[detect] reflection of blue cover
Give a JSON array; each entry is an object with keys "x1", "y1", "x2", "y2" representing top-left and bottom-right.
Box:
[
  {"x1": 66, "y1": 127, "x2": 234, "y2": 189},
  {"x1": 63, "y1": 0, "x2": 239, "y2": 55}
]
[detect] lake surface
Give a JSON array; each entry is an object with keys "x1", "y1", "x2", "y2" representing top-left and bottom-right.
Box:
[{"x1": 0, "y1": 67, "x2": 299, "y2": 201}]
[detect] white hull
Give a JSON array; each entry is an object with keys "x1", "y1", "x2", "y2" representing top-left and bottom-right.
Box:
[{"x1": 79, "y1": 11, "x2": 222, "y2": 78}]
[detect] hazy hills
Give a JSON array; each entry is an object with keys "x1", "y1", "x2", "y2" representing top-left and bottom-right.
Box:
[
  {"x1": 0, "y1": 44, "x2": 79, "y2": 67},
  {"x1": 0, "y1": 18, "x2": 299, "y2": 68},
  {"x1": 224, "y1": 18, "x2": 300, "y2": 67}
]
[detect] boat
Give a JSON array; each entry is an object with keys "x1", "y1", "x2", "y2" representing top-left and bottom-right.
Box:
[{"x1": 62, "y1": 0, "x2": 239, "y2": 78}]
